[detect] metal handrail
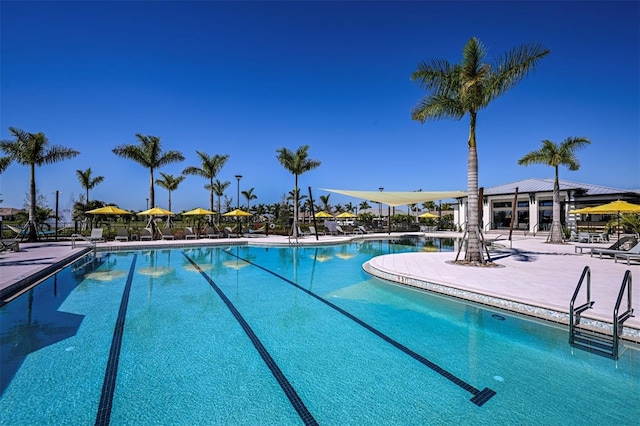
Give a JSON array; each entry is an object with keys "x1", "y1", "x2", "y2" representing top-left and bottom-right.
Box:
[
  {"x1": 569, "y1": 266, "x2": 593, "y2": 343},
  {"x1": 531, "y1": 223, "x2": 539, "y2": 236},
  {"x1": 613, "y1": 270, "x2": 633, "y2": 359},
  {"x1": 71, "y1": 233, "x2": 97, "y2": 251}
]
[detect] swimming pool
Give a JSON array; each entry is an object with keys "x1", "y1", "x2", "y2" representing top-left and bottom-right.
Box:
[{"x1": 1, "y1": 240, "x2": 638, "y2": 424}]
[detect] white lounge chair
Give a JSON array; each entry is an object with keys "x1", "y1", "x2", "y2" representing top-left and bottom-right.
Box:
[
  {"x1": 309, "y1": 226, "x2": 324, "y2": 236},
  {"x1": 184, "y1": 227, "x2": 198, "y2": 239},
  {"x1": 114, "y1": 228, "x2": 129, "y2": 242},
  {"x1": 160, "y1": 228, "x2": 175, "y2": 240},
  {"x1": 592, "y1": 241, "x2": 640, "y2": 259},
  {"x1": 336, "y1": 225, "x2": 352, "y2": 235},
  {"x1": 140, "y1": 227, "x2": 154, "y2": 241},
  {"x1": 88, "y1": 228, "x2": 104, "y2": 242}
]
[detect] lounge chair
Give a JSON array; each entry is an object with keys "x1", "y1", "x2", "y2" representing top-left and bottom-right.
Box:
[
  {"x1": 309, "y1": 226, "x2": 324, "y2": 236},
  {"x1": 615, "y1": 250, "x2": 640, "y2": 265},
  {"x1": 205, "y1": 226, "x2": 222, "y2": 238},
  {"x1": 140, "y1": 227, "x2": 154, "y2": 241},
  {"x1": 1, "y1": 240, "x2": 20, "y2": 252},
  {"x1": 591, "y1": 241, "x2": 640, "y2": 259},
  {"x1": 224, "y1": 226, "x2": 240, "y2": 238},
  {"x1": 88, "y1": 228, "x2": 104, "y2": 242},
  {"x1": 6, "y1": 224, "x2": 28, "y2": 240},
  {"x1": 357, "y1": 225, "x2": 373, "y2": 234},
  {"x1": 184, "y1": 227, "x2": 198, "y2": 239},
  {"x1": 247, "y1": 225, "x2": 266, "y2": 237},
  {"x1": 160, "y1": 228, "x2": 175, "y2": 240},
  {"x1": 336, "y1": 225, "x2": 352, "y2": 235},
  {"x1": 297, "y1": 227, "x2": 310, "y2": 237},
  {"x1": 114, "y1": 228, "x2": 129, "y2": 242}
]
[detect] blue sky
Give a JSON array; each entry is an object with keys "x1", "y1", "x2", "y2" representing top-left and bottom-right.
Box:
[{"x1": 1, "y1": 1, "x2": 638, "y2": 213}]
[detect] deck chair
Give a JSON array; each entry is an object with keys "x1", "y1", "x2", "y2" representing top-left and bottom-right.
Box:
[
  {"x1": 1, "y1": 240, "x2": 20, "y2": 252},
  {"x1": 592, "y1": 241, "x2": 640, "y2": 259},
  {"x1": 309, "y1": 226, "x2": 324, "y2": 236},
  {"x1": 615, "y1": 246, "x2": 640, "y2": 265},
  {"x1": 357, "y1": 225, "x2": 373, "y2": 234},
  {"x1": 6, "y1": 224, "x2": 28, "y2": 240},
  {"x1": 140, "y1": 227, "x2": 154, "y2": 241},
  {"x1": 297, "y1": 227, "x2": 310, "y2": 237},
  {"x1": 247, "y1": 225, "x2": 266, "y2": 237},
  {"x1": 114, "y1": 228, "x2": 129, "y2": 242},
  {"x1": 335, "y1": 225, "x2": 352, "y2": 235},
  {"x1": 160, "y1": 228, "x2": 175, "y2": 240},
  {"x1": 224, "y1": 226, "x2": 240, "y2": 238},
  {"x1": 205, "y1": 226, "x2": 222, "y2": 238},
  {"x1": 88, "y1": 228, "x2": 104, "y2": 242},
  {"x1": 184, "y1": 227, "x2": 198, "y2": 239}
]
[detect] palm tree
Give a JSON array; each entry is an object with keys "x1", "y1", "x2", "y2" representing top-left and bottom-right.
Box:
[
  {"x1": 319, "y1": 194, "x2": 332, "y2": 213},
  {"x1": 411, "y1": 37, "x2": 549, "y2": 263},
  {"x1": 211, "y1": 179, "x2": 230, "y2": 225},
  {"x1": 518, "y1": 137, "x2": 591, "y2": 243},
  {"x1": 276, "y1": 145, "x2": 321, "y2": 237},
  {"x1": 0, "y1": 156, "x2": 11, "y2": 174},
  {"x1": 242, "y1": 187, "x2": 257, "y2": 212},
  {"x1": 359, "y1": 200, "x2": 371, "y2": 212},
  {"x1": 182, "y1": 151, "x2": 229, "y2": 212},
  {"x1": 1, "y1": 127, "x2": 79, "y2": 241},
  {"x1": 112, "y1": 134, "x2": 184, "y2": 208},
  {"x1": 155, "y1": 172, "x2": 186, "y2": 212},
  {"x1": 76, "y1": 167, "x2": 104, "y2": 206}
]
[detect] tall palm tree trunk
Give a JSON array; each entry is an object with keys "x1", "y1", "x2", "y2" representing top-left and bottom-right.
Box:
[
  {"x1": 465, "y1": 112, "x2": 483, "y2": 262},
  {"x1": 293, "y1": 175, "x2": 299, "y2": 237},
  {"x1": 28, "y1": 164, "x2": 38, "y2": 241},
  {"x1": 149, "y1": 168, "x2": 155, "y2": 208},
  {"x1": 550, "y1": 166, "x2": 563, "y2": 243}
]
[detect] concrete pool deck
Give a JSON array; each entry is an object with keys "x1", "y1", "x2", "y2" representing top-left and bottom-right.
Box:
[{"x1": 1, "y1": 232, "x2": 638, "y2": 343}]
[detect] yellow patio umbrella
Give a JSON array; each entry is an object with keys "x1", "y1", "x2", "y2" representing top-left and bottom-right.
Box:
[
  {"x1": 418, "y1": 212, "x2": 438, "y2": 219},
  {"x1": 580, "y1": 200, "x2": 640, "y2": 240},
  {"x1": 222, "y1": 209, "x2": 252, "y2": 217},
  {"x1": 315, "y1": 211, "x2": 334, "y2": 218},
  {"x1": 86, "y1": 206, "x2": 130, "y2": 215},
  {"x1": 182, "y1": 207, "x2": 216, "y2": 216},
  {"x1": 138, "y1": 207, "x2": 175, "y2": 230},
  {"x1": 568, "y1": 207, "x2": 594, "y2": 214},
  {"x1": 335, "y1": 212, "x2": 357, "y2": 218},
  {"x1": 138, "y1": 207, "x2": 175, "y2": 216}
]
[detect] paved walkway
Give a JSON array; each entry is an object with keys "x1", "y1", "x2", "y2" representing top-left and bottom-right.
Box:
[{"x1": 1, "y1": 232, "x2": 638, "y2": 341}]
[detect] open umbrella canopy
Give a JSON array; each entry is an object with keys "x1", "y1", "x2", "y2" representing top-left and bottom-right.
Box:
[
  {"x1": 138, "y1": 207, "x2": 175, "y2": 216},
  {"x1": 583, "y1": 200, "x2": 640, "y2": 214},
  {"x1": 569, "y1": 207, "x2": 595, "y2": 214},
  {"x1": 335, "y1": 211, "x2": 356, "y2": 218},
  {"x1": 86, "y1": 206, "x2": 130, "y2": 215},
  {"x1": 315, "y1": 211, "x2": 333, "y2": 218},
  {"x1": 222, "y1": 209, "x2": 252, "y2": 217},
  {"x1": 182, "y1": 207, "x2": 216, "y2": 216},
  {"x1": 418, "y1": 212, "x2": 438, "y2": 219}
]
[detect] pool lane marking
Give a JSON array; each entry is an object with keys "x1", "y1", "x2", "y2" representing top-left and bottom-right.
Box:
[
  {"x1": 182, "y1": 253, "x2": 319, "y2": 426},
  {"x1": 95, "y1": 254, "x2": 138, "y2": 426},
  {"x1": 225, "y1": 250, "x2": 496, "y2": 407}
]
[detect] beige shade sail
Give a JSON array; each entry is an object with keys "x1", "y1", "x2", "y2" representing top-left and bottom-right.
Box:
[
  {"x1": 320, "y1": 189, "x2": 467, "y2": 207},
  {"x1": 182, "y1": 207, "x2": 216, "y2": 216},
  {"x1": 418, "y1": 212, "x2": 438, "y2": 219},
  {"x1": 138, "y1": 207, "x2": 175, "y2": 216},
  {"x1": 222, "y1": 209, "x2": 252, "y2": 217},
  {"x1": 335, "y1": 211, "x2": 357, "y2": 218},
  {"x1": 86, "y1": 206, "x2": 130, "y2": 215}
]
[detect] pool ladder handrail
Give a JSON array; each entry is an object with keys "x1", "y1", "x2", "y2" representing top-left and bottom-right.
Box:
[
  {"x1": 569, "y1": 266, "x2": 634, "y2": 360},
  {"x1": 612, "y1": 270, "x2": 634, "y2": 359},
  {"x1": 70, "y1": 233, "x2": 97, "y2": 252},
  {"x1": 569, "y1": 266, "x2": 593, "y2": 334}
]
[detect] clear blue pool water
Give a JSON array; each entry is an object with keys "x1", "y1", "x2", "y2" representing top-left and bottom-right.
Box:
[{"x1": 1, "y1": 239, "x2": 638, "y2": 425}]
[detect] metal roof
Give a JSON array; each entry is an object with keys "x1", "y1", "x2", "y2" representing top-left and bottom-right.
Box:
[{"x1": 482, "y1": 178, "x2": 638, "y2": 196}]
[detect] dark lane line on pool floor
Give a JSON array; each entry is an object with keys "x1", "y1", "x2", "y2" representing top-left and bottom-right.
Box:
[
  {"x1": 224, "y1": 250, "x2": 496, "y2": 407},
  {"x1": 182, "y1": 252, "x2": 319, "y2": 426},
  {"x1": 95, "y1": 254, "x2": 138, "y2": 426}
]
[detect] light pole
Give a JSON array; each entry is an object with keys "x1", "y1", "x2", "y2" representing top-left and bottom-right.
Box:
[
  {"x1": 55, "y1": 190, "x2": 61, "y2": 241},
  {"x1": 235, "y1": 175, "x2": 242, "y2": 234},
  {"x1": 378, "y1": 187, "x2": 384, "y2": 228}
]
